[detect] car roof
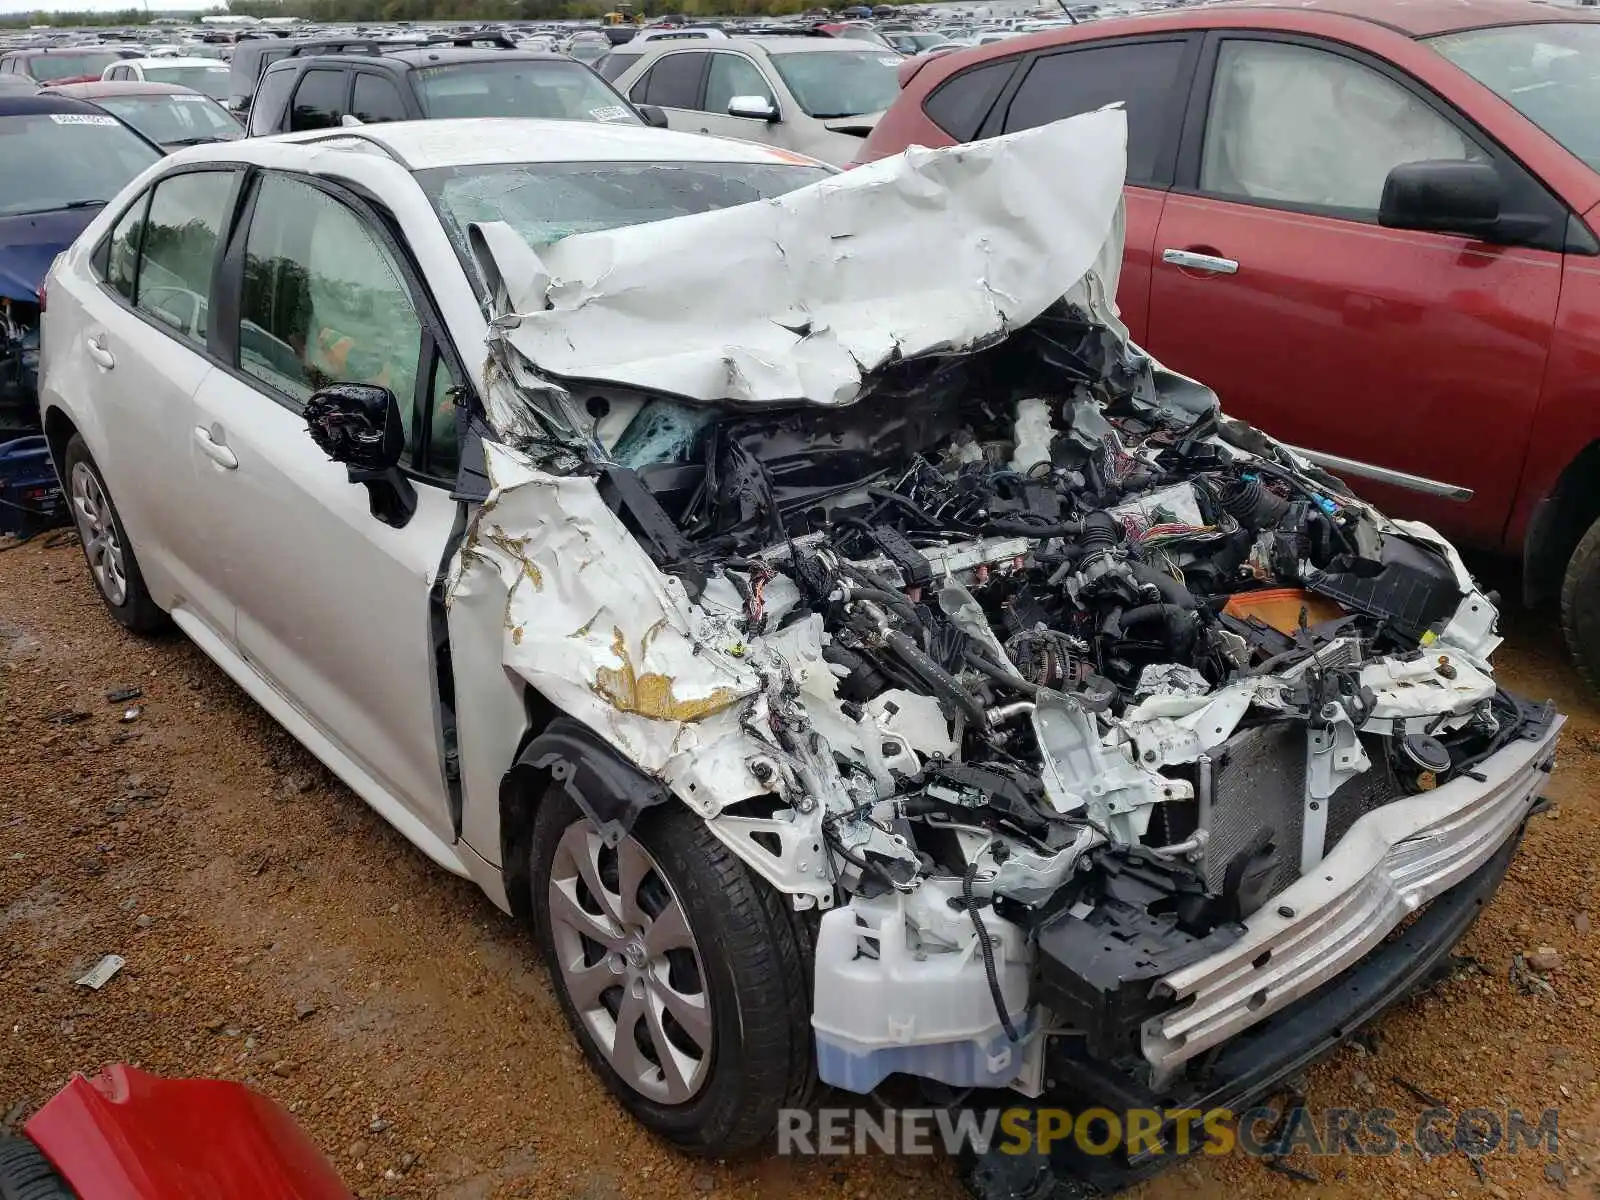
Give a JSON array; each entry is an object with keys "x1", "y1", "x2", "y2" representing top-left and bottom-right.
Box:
[
  {"x1": 262, "y1": 47, "x2": 573, "y2": 72},
  {"x1": 188, "y1": 116, "x2": 828, "y2": 170},
  {"x1": 1196, "y1": 0, "x2": 1600, "y2": 37},
  {"x1": 0, "y1": 92, "x2": 109, "y2": 116},
  {"x1": 120, "y1": 55, "x2": 229, "y2": 68},
  {"x1": 633, "y1": 35, "x2": 892, "y2": 56},
  {"x1": 5, "y1": 46, "x2": 135, "y2": 57},
  {"x1": 47, "y1": 80, "x2": 209, "y2": 98}
]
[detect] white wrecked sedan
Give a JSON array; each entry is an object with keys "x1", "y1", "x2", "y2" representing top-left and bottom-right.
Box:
[{"x1": 40, "y1": 113, "x2": 1561, "y2": 1189}]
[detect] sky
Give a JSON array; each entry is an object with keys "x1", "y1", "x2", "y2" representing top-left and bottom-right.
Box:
[{"x1": 1, "y1": 0, "x2": 218, "y2": 14}]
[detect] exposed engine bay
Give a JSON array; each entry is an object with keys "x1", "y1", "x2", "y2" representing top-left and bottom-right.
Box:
[
  {"x1": 0, "y1": 297, "x2": 40, "y2": 436},
  {"x1": 447, "y1": 110, "x2": 1557, "y2": 1105}
]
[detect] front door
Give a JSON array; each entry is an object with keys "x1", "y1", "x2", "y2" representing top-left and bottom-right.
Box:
[
  {"x1": 187, "y1": 169, "x2": 462, "y2": 839},
  {"x1": 1144, "y1": 34, "x2": 1561, "y2": 544}
]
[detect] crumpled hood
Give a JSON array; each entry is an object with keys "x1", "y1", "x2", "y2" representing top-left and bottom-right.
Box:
[
  {"x1": 0, "y1": 208, "x2": 97, "y2": 303},
  {"x1": 469, "y1": 108, "x2": 1128, "y2": 421}
]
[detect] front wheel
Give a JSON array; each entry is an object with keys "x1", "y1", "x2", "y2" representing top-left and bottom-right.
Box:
[{"x1": 528, "y1": 792, "x2": 814, "y2": 1156}]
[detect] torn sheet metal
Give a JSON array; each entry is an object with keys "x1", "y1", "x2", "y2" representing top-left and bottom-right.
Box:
[{"x1": 472, "y1": 108, "x2": 1130, "y2": 411}]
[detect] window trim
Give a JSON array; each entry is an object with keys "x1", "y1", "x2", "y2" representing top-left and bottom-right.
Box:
[
  {"x1": 287, "y1": 65, "x2": 353, "y2": 132},
  {"x1": 1172, "y1": 29, "x2": 1575, "y2": 251},
  {"x1": 215, "y1": 168, "x2": 469, "y2": 482},
  {"x1": 972, "y1": 32, "x2": 1199, "y2": 190},
  {"x1": 89, "y1": 164, "x2": 245, "y2": 358}
]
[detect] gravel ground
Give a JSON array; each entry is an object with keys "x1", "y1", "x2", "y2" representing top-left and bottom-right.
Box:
[{"x1": 1, "y1": 537, "x2": 1596, "y2": 1200}]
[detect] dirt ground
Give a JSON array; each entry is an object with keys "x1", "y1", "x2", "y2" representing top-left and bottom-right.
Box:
[{"x1": 1, "y1": 536, "x2": 1597, "y2": 1200}]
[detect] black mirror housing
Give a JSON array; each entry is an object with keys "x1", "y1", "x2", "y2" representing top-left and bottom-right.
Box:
[
  {"x1": 637, "y1": 104, "x2": 669, "y2": 128},
  {"x1": 305, "y1": 383, "x2": 416, "y2": 527},
  {"x1": 1379, "y1": 160, "x2": 1501, "y2": 238}
]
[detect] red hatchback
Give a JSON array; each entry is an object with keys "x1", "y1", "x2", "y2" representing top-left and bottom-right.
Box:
[{"x1": 860, "y1": 0, "x2": 1600, "y2": 683}]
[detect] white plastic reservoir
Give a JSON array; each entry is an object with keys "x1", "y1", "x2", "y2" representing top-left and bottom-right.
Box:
[{"x1": 811, "y1": 880, "x2": 1033, "y2": 1093}]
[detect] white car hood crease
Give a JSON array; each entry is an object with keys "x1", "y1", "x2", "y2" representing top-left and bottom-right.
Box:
[{"x1": 469, "y1": 107, "x2": 1131, "y2": 417}]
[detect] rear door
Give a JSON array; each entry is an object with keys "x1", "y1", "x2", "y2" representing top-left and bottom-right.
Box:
[
  {"x1": 974, "y1": 35, "x2": 1198, "y2": 341},
  {"x1": 1144, "y1": 33, "x2": 1564, "y2": 543},
  {"x1": 53, "y1": 167, "x2": 241, "y2": 633},
  {"x1": 626, "y1": 50, "x2": 710, "y2": 132},
  {"x1": 186, "y1": 168, "x2": 462, "y2": 840}
]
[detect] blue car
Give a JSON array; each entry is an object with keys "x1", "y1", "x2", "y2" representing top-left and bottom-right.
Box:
[{"x1": 0, "y1": 94, "x2": 159, "y2": 434}]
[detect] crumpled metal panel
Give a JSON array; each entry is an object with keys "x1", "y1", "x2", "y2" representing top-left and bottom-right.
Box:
[{"x1": 473, "y1": 108, "x2": 1129, "y2": 411}]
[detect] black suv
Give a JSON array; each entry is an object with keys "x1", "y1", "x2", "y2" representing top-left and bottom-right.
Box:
[{"x1": 247, "y1": 39, "x2": 665, "y2": 135}]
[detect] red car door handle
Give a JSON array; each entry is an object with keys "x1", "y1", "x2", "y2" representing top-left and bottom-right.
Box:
[{"x1": 1162, "y1": 248, "x2": 1239, "y2": 275}]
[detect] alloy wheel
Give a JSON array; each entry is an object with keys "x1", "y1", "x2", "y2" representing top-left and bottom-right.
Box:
[
  {"x1": 547, "y1": 820, "x2": 714, "y2": 1104},
  {"x1": 70, "y1": 462, "x2": 127, "y2": 608}
]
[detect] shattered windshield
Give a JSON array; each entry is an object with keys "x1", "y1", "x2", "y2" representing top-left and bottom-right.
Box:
[
  {"x1": 1431, "y1": 22, "x2": 1600, "y2": 170},
  {"x1": 416, "y1": 158, "x2": 832, "y2": 268}
]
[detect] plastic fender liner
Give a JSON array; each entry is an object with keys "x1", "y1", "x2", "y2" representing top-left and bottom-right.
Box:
[{"x1": 503, "y1": 715, "x2": 670, "y2": 850}]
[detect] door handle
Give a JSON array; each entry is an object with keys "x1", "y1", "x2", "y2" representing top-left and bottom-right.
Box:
[
  {"x1": 85, "y1": 335, "x2": 115, "y2": 370},
  {"x1": 1161, "y1": 248, "x2": 1239, "y2": 275},
  {"x1": 193, "y1": 425, "x2": 238, "y2": 470}
]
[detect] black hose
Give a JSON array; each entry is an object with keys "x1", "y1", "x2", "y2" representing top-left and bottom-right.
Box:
[
  {"x1": 1113, "y1": 603, "x2": 1199, "y2": 650},
  {"x1": 1128, "y1": 561, "x2": 1196, "y2": 609},
  {"x1": 964, "y1": 647, "x2": 1042, "y2": 697},
  {"x1": 983, "y1": 517, "x2": 1084, "y2": 539},
  {"x1": 846, "y1": 585, "x2": 924, "y2": 631},
  {"x1": 962, "y1": 858, "x2": 1019, "y2": 1044},
  {"x1": 865, "y1": 487, "x2": 950, "y2": 531},
  {"x1": 885, "y1": 629, "x2": 988, "y2": 727}
]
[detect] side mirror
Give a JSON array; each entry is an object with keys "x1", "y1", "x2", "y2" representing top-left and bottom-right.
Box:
[
  {"x1": 1378, "y1": 160, "x2": 1501, "y2": 238},
  {"x1": 304, "y1": 383, "x2": 416, "y2": 528},
  {"x1": 728, "y1": 94, "x2": 779, "y2": 122},
  {"x1": 637, "y1": 103, "x2": 669, "y2": 128}
]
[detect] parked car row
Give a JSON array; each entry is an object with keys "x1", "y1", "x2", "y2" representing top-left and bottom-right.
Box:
[{"x1": 0, "y1": 5, "x2": 1589, "y2": 1198}]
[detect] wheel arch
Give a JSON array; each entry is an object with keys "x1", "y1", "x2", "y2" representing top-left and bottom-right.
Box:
[
  {"x1": 497, "y1": 687, "x2": 672, "y2": 922},
  {"x1": 1523, "y1": 439, "x2": 1600, "y2": 608},
  {"x1": 42, "y1": 404, "x2": 78, "y2": 485}
]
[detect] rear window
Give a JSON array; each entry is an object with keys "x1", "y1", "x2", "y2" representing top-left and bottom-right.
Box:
[
  {"x1": 414, "y1": 59, "x2": 641, "y2": 123},
  {"x1": 923, "y1": 59, "x2": 1015, "y2": 140},
  {"x1": 143, "y1": 63, "x2": 231, "y2": 101},
  {"x1": 0, "y1": 112, "x2": 160, "y2": 217},
  {"x1": 27, "y1": 52, "x2": 128, "y2": 83}
]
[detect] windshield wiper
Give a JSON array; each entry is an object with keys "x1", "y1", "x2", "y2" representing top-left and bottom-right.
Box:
[
  {"x1": 163, "y1": 136, "x2": 223, "y2": 146},
  {"x1": 4, "y1": 199, "x2": 108, "y2": 217}
]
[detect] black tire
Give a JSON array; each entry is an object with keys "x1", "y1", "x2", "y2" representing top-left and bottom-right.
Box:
[
  {"x1": 528, "y1": 791, "x2": 815, "y2": 1157},
  {"x1": 62, "y1": 434, "x2": 168, "y2": 635},
  {"x1": 1561, "y1": 515, "x2": 1600, "y2": 690},
  {"x1": 0, "y1": 1135, "x2": 76, "y2": 1200}
]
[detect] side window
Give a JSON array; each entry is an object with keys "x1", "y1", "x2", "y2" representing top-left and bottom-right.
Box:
[
  {"x1": 289, "y1": 68, "x2": 347, "y2": 132},
  {"x1": 627, "y1": 66, "x2": 651, "y2": 103},
  {"x1": 705, "y1": 53, "x2": 774, "y2": 114},
  {"x1": 597, "y1": 51, "x2": 640, "y2": 82},
  {"x1": 1199, "y1": 39, "x2": 1479, "y2": 213},
  {"x1": 924, "y1": 60, "x2": 1017, "y2": 141},
  {"x1": 420, "y1": 350, "x2": 460, "y2": 478},
  {"x1": 133, "y1": 171, "x2": 234, "y2": 347},
  {"x1": 351, "y1": 73, "x2": 408, "y2": 124},
  {"x1": 104, "y1": 191, "x2": 150, "y2": 301},
  {"x1": 249, "y1": 68, "x2": 295, "y2": 135},
  {"x1": 1001, "y1": 41, "x2": 1188, "y2": 186},
  {"x1": 237, "y1": 175, "x2": 423, "y2": 435},
  {"x1": 640, "y1": 52, "x2": 705, "y2": 109}
]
